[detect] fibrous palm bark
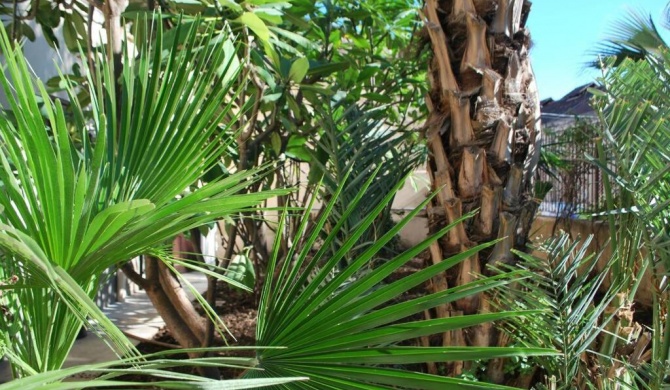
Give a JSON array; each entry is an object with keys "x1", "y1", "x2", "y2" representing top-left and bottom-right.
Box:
[{"x1": 422, "y1": 0, "x2": 542, "y2": 382}]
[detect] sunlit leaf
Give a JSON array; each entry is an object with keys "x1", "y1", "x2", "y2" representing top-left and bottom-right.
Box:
[
  {"x1": 288, "y1": 56, "x2": 309, "y2": 83},
  {"x1": 235, "y1": 12, "x2": 270, "y2": 43}
]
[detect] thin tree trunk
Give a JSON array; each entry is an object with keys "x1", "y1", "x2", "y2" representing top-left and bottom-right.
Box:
[
  {"x1": 123, "y1": 257, "x2": 221, "y2": 379},
  {"x1": 102, "y1": 0, "x2": 127, "y2": 141},
  {"x1": 104, "y1": 0, "x2": 127, "y2": 70},
  {"x1": 422, "y1": 0, "x2": 542, "y2": 382}
]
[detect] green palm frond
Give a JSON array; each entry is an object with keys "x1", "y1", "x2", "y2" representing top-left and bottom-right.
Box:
[
  {"x1": 494, "y1": 234, "x2": 625, "y2": 388},
  {"x1": 0, "y1": 342, "x2": 307, "y2": 389},
  {"x1": 245, "y1": 169, "x2": 556, "y2": 389},
  {"x1": 310, "y1": 102, "x2": 425, "y2": 265},
  {"x1": 590, "y1": 53, "x2": 670, "y2": 279},
  {"x1": 592, "y1": 9, "x2": 668, "y2": 67},
  {"x1": 587, "y1": 39, "x2": 670, "y2": 387},
  {"x1": 0, "y1": 18, "x2": 288, "y2": 375}
]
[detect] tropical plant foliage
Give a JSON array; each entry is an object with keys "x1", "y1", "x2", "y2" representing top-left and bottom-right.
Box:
[
  {"x1": 494, "y1": 235, "x2": 627, "y2": 388},
  {"x1": 0, "y1": 0, "x2": 432, "y2": 384},
  {"x1": 121, "y1": 0, "x2": 430, "y2": 282},
  {"x1": 0, "y1": 340, "x2": 306, "y2": 389},
  {"x1": 503, "y1": 8, "x2": 670, "y2": 389},
  {"x1": 593, "y1": 9, "x2": 668, "y2": 66},
  {"x1": 588, "y1": 53, "x2": 670, "y2": 388},
  {"x1": 151, "y1": 1, "x2": 430, "y2": 328},
  {"x1": 13, "y1": 1, "x2": 670, "y2": 389},
  {"x1": 511, "y1": 7, "x2": 670, "y2": 388},
  {"x1": 244, "y1": 170, "x2": 556, "y2": 389},
  {"x1": 309, "y1": 102, "x2": 424, "y2": 266},
  {"x1": 0, "y1": 19, "x2": 286, "y2": 376}
]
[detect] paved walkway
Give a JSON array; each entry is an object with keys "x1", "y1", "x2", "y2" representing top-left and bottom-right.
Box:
[{"x1": 0, "y1": 272, "x2": 208, "y2": 382}]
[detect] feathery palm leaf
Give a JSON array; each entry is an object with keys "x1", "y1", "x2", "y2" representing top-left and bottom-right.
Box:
[
  {"x1": 494, "y1": 234, "x2": 626, "y2": 388},
  {"x1": 590, "y1": 54, "x2": 670, "y2": 280},
  {"x1": 587, "y1": 47, "x2": 670, "y2": 387},
  {"x1": 310, "y1": 102, "x2": 424, "y2": 265}
]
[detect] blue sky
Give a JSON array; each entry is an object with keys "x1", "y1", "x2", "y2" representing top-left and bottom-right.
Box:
[{"x1": 528, "y1": 0, "x2": 669, "y2": 100}]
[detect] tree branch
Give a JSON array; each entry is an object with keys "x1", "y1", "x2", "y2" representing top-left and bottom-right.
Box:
[
  {"x1": 120, "y1": 261, "x2": 148, "y2": 290},
  {"x1": 86, "y1": 0, "x2": 103, "y2": 10},
  {"x1": 156, "y1": 258, "x2": 207, "y2": 343}
]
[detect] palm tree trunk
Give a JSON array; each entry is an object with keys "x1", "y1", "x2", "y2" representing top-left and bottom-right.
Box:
[{"x1": 422, "y1": 0, "x2": 542, "y2": 381}]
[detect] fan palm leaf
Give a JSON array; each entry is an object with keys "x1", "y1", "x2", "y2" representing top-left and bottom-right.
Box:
[
  {"x1": 594, "y1": 9, "x2": 668, "y2": 66},
  {"x1": 245, "y1": 169, "x2": 556, "y2": 389},
  {"x1": 0, "y1": 18, "x2": 287, "y2": 375},
  {"x1": 0, "y1": 341, "x2": 306, "y2": 389}
]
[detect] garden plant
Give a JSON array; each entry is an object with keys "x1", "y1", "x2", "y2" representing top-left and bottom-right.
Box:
[{"x1": 0, "y1": 0, "x2": 668, "y2": 389}]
